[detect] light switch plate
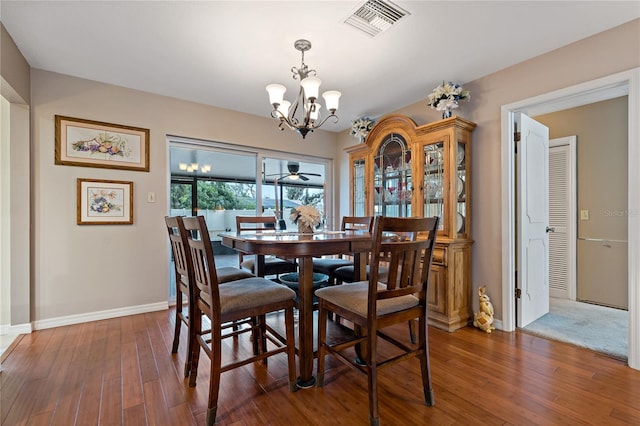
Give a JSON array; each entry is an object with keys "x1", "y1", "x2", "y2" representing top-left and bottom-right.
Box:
[
  {"x1": 580, "y1": 209, "x2": 589, "y2": 220},
  {"x1": 147, "y1": 192, "x2": 156, "y2": 203}
]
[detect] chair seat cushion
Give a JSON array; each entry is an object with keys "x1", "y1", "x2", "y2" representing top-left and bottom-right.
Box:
[
  {"x1": 200, "y1": 277, "x2": 296, "y2": 314},
  {"x1": 216, "y1": 266, "x2": 254, "y2": 283},
  {"x1": 312, "y1": 258, "x2": 354, "y2": 275},
  {"x1": 334, "y1": 265, "x2": 389, "y2": 283},
  {"x1": 315, "y1": 282, "x2": 418, "y2": 317}
]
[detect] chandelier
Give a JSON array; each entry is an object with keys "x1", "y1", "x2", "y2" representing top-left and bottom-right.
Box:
[{"x1": 266, "y1": 39, "x2": 341, "y2": 139}]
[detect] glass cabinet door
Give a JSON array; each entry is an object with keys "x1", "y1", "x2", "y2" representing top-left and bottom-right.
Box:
[
  {"x1": 456, "y1": 141, "x2": 467, "y2": 236},
  {"x1": 423, "y1": 142, "x2": 445, "y2": 231},
  {"x1": 352, "y1": 158, "x2": 366, "y2": 216},
  {"x1": 374, "y1": 134, "x2": 411, "y2": 218}
]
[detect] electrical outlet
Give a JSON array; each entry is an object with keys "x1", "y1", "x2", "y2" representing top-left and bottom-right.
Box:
[
  {"x1": 580, "y1": 209, "x2": 589, "y2": 220},
  {"x1": 147, "y1": 192, "x2": 156, "y2": 203}
]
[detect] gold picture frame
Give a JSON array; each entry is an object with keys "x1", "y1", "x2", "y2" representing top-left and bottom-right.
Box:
[
  {"x1": 56, "y1": 115, "x2": 150, "y2": 172},
  {"x1": 77, "y1": 178, "x2": 133, "y2": 225}
]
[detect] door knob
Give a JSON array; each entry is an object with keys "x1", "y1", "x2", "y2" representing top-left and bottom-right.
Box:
[{"x1": 546, "y1": 226, "x2": 556, "y2": 233}]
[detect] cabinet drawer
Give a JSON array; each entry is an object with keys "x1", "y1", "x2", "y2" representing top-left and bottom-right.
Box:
[{"x1": 432, "y1": 246, "x2": 447, "y2": 266}]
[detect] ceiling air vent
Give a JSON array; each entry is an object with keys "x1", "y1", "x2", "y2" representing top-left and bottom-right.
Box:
[{"x1": 345, "y1": 0, "x2": 410, "y2": 37}]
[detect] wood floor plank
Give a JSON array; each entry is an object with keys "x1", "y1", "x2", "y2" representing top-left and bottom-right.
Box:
[
  {"x1": 74, "y1": 368, "x2": 103, "y2": 425},
  {"x1": 142, "y1": 379, "x2": 172, "y2": 426},
  {"x1": 144, "y1": 310, "x2": 189, "y2": 409},
  {"x1": 50, "y1": 322, "x2": 96, "y2": 426},
  {"x1": 121, "y1": 340, "x2": 145, "y2": 410},
  {"x1": 100, "y1": 376, "x2": 123, "y2": 425},
  {"x1": 1, "y1": 308, "x2": 639, "y2": 426},
  {"x1": 136, "y1": 329, "x2": 160, "y2": 384},
  {"x1": 122, "y1": 403, "x2": 147, "y2": 426}
]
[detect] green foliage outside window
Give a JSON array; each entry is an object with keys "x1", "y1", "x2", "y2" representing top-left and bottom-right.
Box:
[
  {"x1": 171, "y1": 180, "x2": 322, "y2": 211},
  {"x1": 285, "y1": 187, "x2": 323, "y2": 207},
  {"x1": 170, "y1": 181, "x2": 256, "y2": 210}
]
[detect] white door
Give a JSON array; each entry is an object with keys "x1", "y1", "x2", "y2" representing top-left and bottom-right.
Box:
[
  {"x1": 548, "y1": 137, "x2": 577, "y2": 300},
  {"x1": 516, "y1": 113, "x2": 550, "y2": 327}
]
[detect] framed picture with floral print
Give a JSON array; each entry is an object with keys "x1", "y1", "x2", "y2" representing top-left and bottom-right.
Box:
[
  {"x1": 55, "y1": 115, "x2": 150, "y2": 172},
  {"x1": 77, "y1": 178, "x2": 133, "y2": 225}
]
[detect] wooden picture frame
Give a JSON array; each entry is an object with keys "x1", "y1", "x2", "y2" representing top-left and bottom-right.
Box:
[
  {"x1": 77, "y1": 178, "x2": 133, "y2": 225},
  {"x1": 56, "y1": 115, "x2": 150, "y2": 172}
]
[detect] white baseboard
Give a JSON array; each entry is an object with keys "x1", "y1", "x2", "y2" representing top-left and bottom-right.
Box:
[
  {"x1": 493, "y1": 318, "x2": 504, "y2": 331},
  {"x1": 1, "y1": 322, "x2": 33, "y2": 335},
  {"x1": 32, "y1": 301, "x2": 168, "y2": 330}
]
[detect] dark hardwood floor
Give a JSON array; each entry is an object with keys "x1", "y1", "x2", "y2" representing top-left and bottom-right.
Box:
[{"x1": 2, "y1": 307, "x2": 639, "y2": 425}]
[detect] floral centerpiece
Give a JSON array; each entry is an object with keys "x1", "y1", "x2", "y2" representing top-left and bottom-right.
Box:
[
  {"x1": 427, "y1": 81, "x2": 471, "y2": 119},
  {"x1": 290, "y1": 205, "x2": 321, "y2": 233},
  {"x1": 350, "y1": 116, "x2": 376, "y2": 142}
]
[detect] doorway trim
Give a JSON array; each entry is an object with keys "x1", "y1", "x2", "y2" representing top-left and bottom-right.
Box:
[{"x1": 500, "y1": 68, "x2": 639, "y2": 369}]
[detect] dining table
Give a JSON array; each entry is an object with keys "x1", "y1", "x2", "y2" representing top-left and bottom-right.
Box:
[{"x1": 219, "y1": 228, "x2": 372, "y2": 388}]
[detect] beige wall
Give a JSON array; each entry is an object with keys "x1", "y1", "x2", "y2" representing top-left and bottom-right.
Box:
[
  {"x1": 1, "y1": 21, "x2": 32, "y2": 330},
  {"x1": 1, "y1": 23, "x2": 30, "y2": 104},
  {"x1": 536, "y1": 97, "x2": 628, "y2": 241},
  {"x1": 31, "y1": 69, "x2": 340, "y2": 324},
  {"x1": 11, "y1": 17, "x2": 640, "y2": 326},
  {"x1": 337, "y1": 18, "x2": 639, "y2": 320},
  {"x1": 536, "y1": 97, "x2": 628, "y2": 308}
]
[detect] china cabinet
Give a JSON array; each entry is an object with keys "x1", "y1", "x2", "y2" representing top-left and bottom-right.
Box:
[{"x1": 345, "y1": 114, "x2": 476, "y2": 331}]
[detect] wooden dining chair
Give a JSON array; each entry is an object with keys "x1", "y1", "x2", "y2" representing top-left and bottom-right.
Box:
[
  {"x1": 315, "y1": 215, "x2": 439, "y2": 426},
  {"x1": 235, "y1": 215, "x2": 298, "y2": 278},
  {"x1": 312, "y1": 216, "x2": 373, "y2": 285},
  {"x1": 165, "y1": 216, "x2": 255, "y2": 377},
  {"x1": 183, "y1": 216, "x2": 298, "y2": 426}
]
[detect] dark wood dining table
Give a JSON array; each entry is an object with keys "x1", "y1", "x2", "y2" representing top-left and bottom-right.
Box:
[{"x1": 220, "y1": 229, "x2": 372, "y2": 388}]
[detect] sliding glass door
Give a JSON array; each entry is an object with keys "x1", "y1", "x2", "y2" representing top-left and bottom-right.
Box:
[{"x1": 168, "y1": 139, "x2": 331, "y2": 300}]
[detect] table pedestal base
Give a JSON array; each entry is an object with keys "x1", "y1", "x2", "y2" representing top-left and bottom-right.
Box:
[{"x1": 296, "y1": 376, "x2": 316, "y2": 389}]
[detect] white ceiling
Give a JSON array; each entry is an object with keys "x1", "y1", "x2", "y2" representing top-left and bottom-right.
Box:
[{"x1": 1, "y1": 1, "x2": 639, "y2": 133}]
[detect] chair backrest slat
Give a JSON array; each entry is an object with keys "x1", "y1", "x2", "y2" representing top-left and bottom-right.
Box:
[
  {"x1": 236, "y1": 215, "x2": 277, "y2": 232},
  {"x1": 165, "y1": 216, "x2": 194, "y2": 290},
  {"x1": 342, "y1": 216, "x2": 374, "y2": 232},
  {"x1": 183, "y1": 216, "x2": 222, "y2": 323},
  {"x1": 368, "y1": 216, "x2": 439, "y2": 306}
]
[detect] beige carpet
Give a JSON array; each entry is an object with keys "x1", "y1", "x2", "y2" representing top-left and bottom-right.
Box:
[{"x1": 523, "y1": 297, "x2": 628, "y2": 361}]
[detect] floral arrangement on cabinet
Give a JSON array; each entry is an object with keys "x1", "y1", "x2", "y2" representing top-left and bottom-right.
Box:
[
  {"x1": 350, "y1": 116, "x2": 376, "y2": 142},
  {"x1": 290, "y1": 205, "x2": 321, "y2": 233},
  {"x1": 427, "y1": 81, "x2": 471, "y2": 119}
]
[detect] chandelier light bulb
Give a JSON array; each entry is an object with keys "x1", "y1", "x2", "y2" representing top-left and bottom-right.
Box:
[
  {"x1": 266, "y1": 84, "x2": 286, "y2": 106},
  {"x1": 322, "y1": 90, "x2": 341, "y2": 112},
  {"x1": 277, "y1": 100, "x2": 291, "y2": 118},
  {"x1": 300, "y1": 76, "x2": 321, "y2": 100}
]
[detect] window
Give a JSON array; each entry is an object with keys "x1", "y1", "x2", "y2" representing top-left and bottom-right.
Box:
[{"x1": 167, "y1": 138, "x2": 331, "y2": 300}]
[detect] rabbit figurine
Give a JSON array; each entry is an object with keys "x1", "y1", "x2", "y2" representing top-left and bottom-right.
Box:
[{"x1": 473, "y1": 285, "x2": 495, "y2": 333}]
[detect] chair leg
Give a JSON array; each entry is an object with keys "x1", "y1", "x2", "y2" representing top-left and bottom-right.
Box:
[
  {"x1": 408, "y1": 319, "x2": 416, "y2": 344},
  {"x1": 258, "y1": 314, "x2": 268, "y2": 364},
  {"x1": 316, "y1": 300, "x2": 327, "y2": 387},
  {"x1": 354, "y1": 324, "x2": 367, "y2": 366},
  {"x1": 184, "y1": 300, "x2": 195, "y2": 378},
  {"x1": 250, "y1": 316, "x2": 260, "y2": 356},
  {"x1": 188, "y1": 308, "x2": 203, "y2": 387},
  {"x1": 284, "y1": 305, "x2": 298, "y2": 392},
  {"x1": 172, "y1": 291, "x2": 182, "y2": 354},
  {"x1": 419, "y1": 317, "x2": 435, "y2": 406},
  {"x1": 367, "y1": 331, "x2": 379, "y2": 426},
  {"x1": 206, "y1": 329, "x2": 223, "y2": 426}
]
